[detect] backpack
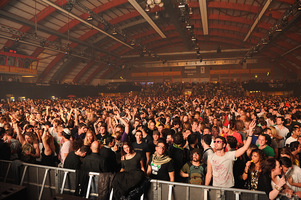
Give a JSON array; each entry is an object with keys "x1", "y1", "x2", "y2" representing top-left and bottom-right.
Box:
[{"x1": 187, "y1": 162, "x2": 205, "y2": 185}]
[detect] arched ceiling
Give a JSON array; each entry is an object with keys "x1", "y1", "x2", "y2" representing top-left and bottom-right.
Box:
[{"x1": 0, "y1": 0, "x2": 300, "y2": 84}]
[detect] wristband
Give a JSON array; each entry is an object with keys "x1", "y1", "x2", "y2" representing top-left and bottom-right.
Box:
[
  {"x1": 248, "y1": 135, "x2": 253, "y2": 137},
  {"x1": 275, "y1": 185, "x2": 283, "y2": 191}
]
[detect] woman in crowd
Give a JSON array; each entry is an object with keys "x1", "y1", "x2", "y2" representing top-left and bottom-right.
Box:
[
  {"x1": 120, "y1": 141, "x2": 145, "y2": 172},
  {"x1": 258, "y1": 158, "x2": 293, "y2": 199},
  {"x1": 242, "y1": 149, "x2": 265, "y2": 190},
  {"x1": 83, "y1": 129, "x2": 97, "y2": 146}
]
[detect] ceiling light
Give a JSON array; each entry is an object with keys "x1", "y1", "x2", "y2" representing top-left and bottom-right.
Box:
[
  {"x1": 159, "y1": 2, "x2": 164, "y2": 7},
  {"x1": 145, "y1": 5, "x2": 150, "y2": 12},
  {"x1": 189, "y1": 7, "x2": 193, "y2": 15},
  {"x1": 87, "y1": 16, "x2": 93, "y2": 21},
  {"x1": 155, "y1": 12, "x2": 159, "y2": 19},
  {"x1": 178, "y1": 4, "x2": 186, "y2": 8},
  {"x1": 149, "y1": 4, "x2": 155, "y2": 8},
  {"x1": 154, "y1": 0, "x2": 161, "y2": 4},
  {"x1": 112, "y1": 28, "x2": 117, "y2": 35},
  {"x1": 147, "y1": 0, "x2": 153, "y2": 5},
  {"x1": 275, "y1": 25, "x2": 282, "y2": 32},
  {"x1": 65, "y1": 3, "x2": 73, "y2": 12},
  {"x1": 131, "y1": 40, "x2": 135, "y2": 46}
]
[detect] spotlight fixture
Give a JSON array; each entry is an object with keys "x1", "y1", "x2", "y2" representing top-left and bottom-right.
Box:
[
  {"x1": 178, "y1": 4, "x2": 186, "y2": 8},
  {"x1": 186, "y1": 24, "x2": 194, "y2": 30},
  {"x1": 87, "y1": 16, "x2": 93, "y2": 21},
  {"x1": 217, "y1": 45, "x2": 221, "y2": 53},
  {"x1": 112, "y1": 28, "x2": 117, "y2": 35},
  {"x1": 131, "y1": 40, "x2": 135, "y2": 46},
  {"x1": 189, "y1": 7, "x2": 193, "y2": 15},
  {"x1": 155, "y1": 12, "x2": 159, "y2": 19},
  {"x1": 275, "y1": 25, "x2": 282, "y2": 32},
  {"x1": 146, "y1": 0, "x2": 163, "y2": 10},
  {"x1": 65, "y1": 3, "x2": 73, "y2": 12}
]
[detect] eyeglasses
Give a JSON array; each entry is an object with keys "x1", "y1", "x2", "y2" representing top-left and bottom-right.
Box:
[
  {"x1": 157, "y1": 146, "x2": 165, "y2": 150},
  {"x1": 213, "y1": 140, "x2": 223, "y2": 144}
]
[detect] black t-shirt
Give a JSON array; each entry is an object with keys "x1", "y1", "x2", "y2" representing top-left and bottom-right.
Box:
[
  {"x1": 257, "y1": 173, "x2": 273, "y2": 196},
  {"x1": 148, "y1": 156, "x2": 174, "y2": 181},
  {"x1": 142, "y1": 134, "x2": 153, "y2": 144},
  {"x1": 121, "y1": 153, "x2": 142, "y2": 172},
  {"x1": 99, "y1": 146, "x2": 118, "y2": 172},
  {"x1": 82, "y1": 153, "x2": 107, "y2": 173},
  {"x1": 132, "y1": 142, "x2": 150, "y2": 160},
  {"x1": 64, "y1": 151, "x2": 82, "y2": 170},
  {"x1": 96, "y1": 133, "x2": 109, "y2": 144}
]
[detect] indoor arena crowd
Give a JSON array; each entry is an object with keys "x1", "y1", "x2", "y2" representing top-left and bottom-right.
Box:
[{"x1": 0, "y1": 82, "x2": 301, "y2": 199}]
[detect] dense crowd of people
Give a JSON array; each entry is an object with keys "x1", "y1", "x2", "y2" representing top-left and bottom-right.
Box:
[{"x1": 0, "y1": 81, "x2": 301, "y2": 199}]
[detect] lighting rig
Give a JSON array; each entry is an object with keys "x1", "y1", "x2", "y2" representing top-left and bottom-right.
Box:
[
  {"x1": 69, "y1": 0, "x2": 165, "y2": 62},
  {"x1": 240, "y1": 0, "x2": 301, "y2": 65}
]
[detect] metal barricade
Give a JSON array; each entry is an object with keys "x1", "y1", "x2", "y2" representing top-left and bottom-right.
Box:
[
  {"x1": 1, "y1": 160, "x2": 297, "y2": 200},
  {"x1": 0, "y1": 160, "x2": 76, "y2": 200}
]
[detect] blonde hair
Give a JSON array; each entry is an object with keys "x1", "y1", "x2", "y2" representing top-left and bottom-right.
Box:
[
  {"x1": 84, "y1": 129, "x2": 97, "y2": 146},
  {"x1": 269, "y1": 126, "x2": 278, "y2": 138}
]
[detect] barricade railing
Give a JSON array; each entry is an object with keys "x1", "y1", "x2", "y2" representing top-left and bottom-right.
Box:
[
  {"x1": 1, "y1": 160, "x2": 297, "y2": 200},
  {"x1": 0, "y1": 160, "x2": 76, "y2": 200}
]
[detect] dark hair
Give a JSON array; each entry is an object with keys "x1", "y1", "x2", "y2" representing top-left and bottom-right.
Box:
[
  {"x1": 190, "y1": 148, "x2": 203, "y2": 161},
  {"x1": 63, "y1": 130, "x2": 71, "y2": 140},
  {"x1": 277, "y1": 116, "x2": 284, "y2": 122},
  {"x1": 201, "y1": 134, "x2": 212, "y2": 146},
  {"x1": 152, "y1": 130, "x2": 160, "y2": 136},
  {"x1": 173, "y1": 133, "x2": 184, "y2": 145},
  {"x1": 79, "y1": 145, "x2": 90, "y2": 154},
  {"x1": 226, "y1": 136, "x2": 237, "y2": 149},
  {"x1": 73, "y1": 138, "x2": 83, "y2": 151},
  {"x1": 215, "y1": 136, "x2": 227, "y2": 146},
  {"x1": 121, "y1": 141, "x2": 134, "y2": 156},
  {"x1": 290, "y1": 141, "x2": 300, "y2": 152},
  {"x1": 234, "y1": 120, "x2": 244, "y2": 131},
  {"x1": 104, "y1": 135, "x2": 114, "y2": 145},
  {"x1": 279, "y1": 157, "x2": 292, "y2": 168},
  {"x1": 262, "y1": 158, "x2": 277, "y2": 175},
  {"x1": 188, "y1": 133, "x2": 198, "y2": 145},
  {"x1": 250, "y1": 149, "x2": 265, "y2": 170},
  {"x1": 203, "y1": 127, "x2": 211, "y2": 132},
  {"x1": 291, "y1": 126, "x2": 299, "y2": 134}
]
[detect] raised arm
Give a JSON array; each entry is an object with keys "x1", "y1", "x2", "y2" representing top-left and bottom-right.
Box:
[
  {"x1": 13, "y1": 122, "x2": 25, "y2": 145},
  {"x1": 235, "y1": 120, "x2": 256, "y2": 158}
]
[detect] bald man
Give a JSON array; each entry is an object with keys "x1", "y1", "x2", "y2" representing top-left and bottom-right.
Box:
[{"x1": 82, "y1": 141, "x2": 107, "y2": 173}]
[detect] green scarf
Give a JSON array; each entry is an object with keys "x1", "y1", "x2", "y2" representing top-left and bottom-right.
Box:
[
  {"x1": 173, "y1": 143, "x2": 184, "y2": 150},
  {"x1": 152, "y1": 153, "x2": 171, "y2": 166}
]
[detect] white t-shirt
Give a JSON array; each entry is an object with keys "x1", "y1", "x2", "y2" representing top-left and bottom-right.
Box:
[
  {"x1": 275, "y1": 125, "x2": 289, "y2": 148},
  {"x1": 285, "y1": 137, "x2": 298, "y2": 147},
  {"x1": 287, "y1": 165, "x2": 301, "y2": 192},
  {"x1": 208, "y1": 151, "x2": 237, "y2": 187},
  {"x1": 59, "y1": 140, "x2": 73, "y2": 164}
]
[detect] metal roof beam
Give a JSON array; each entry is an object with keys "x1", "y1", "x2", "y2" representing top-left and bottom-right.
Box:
[
  {"x1": 40, "y1": 0, "x2": 133, "y2": 49},
  {"x1": 0, "y1": 11, "x2": 118, "y2": 57},
  {"x1": 244, "y1": 0, "x2": 273, "y2": 42},
  {"x1": 128, "y1": 0, "x2": 166, "y2": 39},
  {"x1": 198, "y1": 0, "x2": 208, "y2": 35}
]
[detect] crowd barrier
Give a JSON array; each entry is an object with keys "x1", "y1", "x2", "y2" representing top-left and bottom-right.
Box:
[{"x1": 0, "y1": 160, "x2": 295, "y2": 200}]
